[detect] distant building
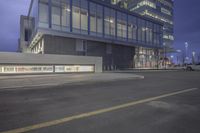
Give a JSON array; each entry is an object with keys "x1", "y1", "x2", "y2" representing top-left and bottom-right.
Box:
[
  {"x1": 128, "y1": 0, "x2": 174, "y2": 48},
  {"x1": 18, "y1": 0, "x2": 163, "y2": 70}
]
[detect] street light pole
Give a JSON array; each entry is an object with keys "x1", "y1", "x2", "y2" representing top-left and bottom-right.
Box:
[
  {"x1": 163, "y1": 43, "x2": 166, "y2": 69},
  {"x1": 170, "y1": 55, "x2": 174, "y2": 65},
  {"x1": 185, "y1": 42, "x2": 189, "y2": 63},
  {"x1": 192, "y1": 51, "x2": 196, "y2": 64},
  {"x1": 176, "y1": 50, "x2": 182, "y2": 65}
]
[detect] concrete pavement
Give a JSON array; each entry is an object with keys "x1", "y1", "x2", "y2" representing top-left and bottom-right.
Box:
[
  {"x1": 0, "y1": 73, "x2": 144, "y2": 89},
  {"x1": 0, "y1": 71, "x2": 200, "y2": 133}
]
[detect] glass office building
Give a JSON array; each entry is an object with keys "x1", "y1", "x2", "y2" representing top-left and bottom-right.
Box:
[
  {"x1": 128, "y1": 0, "x2": 174, "y2": 48},
  {"x1": 19, "y1": 0, "x2": 163, "y2": 70}
]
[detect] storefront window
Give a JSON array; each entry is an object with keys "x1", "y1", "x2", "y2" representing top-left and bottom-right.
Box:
[
  {"x1": 134, "y1": 47, "x2": 159, "y2": 68},
  {"x1": 55, "y1": 65, "x2": 94, "y2": 72},
  {"x1": 0, "y1": 66, "x2": 53, "y2": 73}
]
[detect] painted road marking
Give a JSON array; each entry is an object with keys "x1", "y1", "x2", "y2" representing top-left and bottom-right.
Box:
[{"x1": 0, "y1": 88, "x2": 198, "y2": 133}]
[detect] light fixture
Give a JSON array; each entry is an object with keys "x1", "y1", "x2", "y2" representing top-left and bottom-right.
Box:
[{"x1": 65, "y1": 8, "x2": 71, "y2": 12}]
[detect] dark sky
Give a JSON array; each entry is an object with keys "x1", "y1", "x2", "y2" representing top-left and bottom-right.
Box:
[
  {"x1": 0, "y1": 0, "x2": 200, "y2": 55},
  {"x1": 174, "y1": 0, "x2": 200, "y2": 55}
]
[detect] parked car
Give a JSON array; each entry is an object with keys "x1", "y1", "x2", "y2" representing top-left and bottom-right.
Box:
[{"x1": 186, "y1": 63, "x2": 200, "y2": 71}]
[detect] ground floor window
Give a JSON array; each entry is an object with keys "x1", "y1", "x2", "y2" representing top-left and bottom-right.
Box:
[
  {"x1": 0, "y1": 65, "x2": 94, "y2": 74},
  {"x1": 55, "y1": 65, "x2": 94, "y2": 72},
  {"x1": 0, "y1": 65, "x2": 53, "y2": 73},
  {"x1": 134, "y1": 47, "x2": 159, "y2": 69}
]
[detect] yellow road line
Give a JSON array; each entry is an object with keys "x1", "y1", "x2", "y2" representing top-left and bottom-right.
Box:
[{"x1": 1, "y1": 88, "x2": 198, "y2": 133}]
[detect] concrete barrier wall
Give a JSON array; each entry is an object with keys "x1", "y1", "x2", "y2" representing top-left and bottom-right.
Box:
[{"x1": 0, "y1": 52, "x2": 102, "y2": 73}]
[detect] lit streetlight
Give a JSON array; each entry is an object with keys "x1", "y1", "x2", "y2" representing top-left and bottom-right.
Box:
[
  {"x1": 176, "y1": 50, "x2": 182, "y2": 65},
  {"x1": 170, "y1": 55, "x2": 174, "y2": 65},
  {"x1": 185, "y1": 42, "x2": 189, "y2": 63},
  {"x1": 163, "y1": 43, "x2": 166, "y2": 69},
  {"x1": 192, "y1": 51, "x2": 196, "y2": 64}
]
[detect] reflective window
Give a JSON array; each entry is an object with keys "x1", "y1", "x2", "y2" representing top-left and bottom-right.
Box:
[
  {"x1": 128, "y1": 15, "x2": 137, "y2": 41},
  {"x1": 35, "y1": 0, "x2": 162, "y2": 47},
  {"x1": 153, "y1": 24, "x2": 161, "y2": 46},
  {"x1": 39, "y1": 0, "x2": 48, "y2": 28},
  {"x1": 61, "y1": 0, "x2": 70, "y2": 31},
  {"x1": 117, "y1": 11, "x2": 127, "y2": 40},
  {"x1": 90, "y1": 2, "x2": 96, "y2": 35},
  {"x1": 52, "y1": 0, "x2": 61, "y2": 30},
  {"x1": 72, "y1": 0, "x2": 81, "y2": 33},
  {"x1": 146, "y1": 21, "x2": 153, "y2": 44},
  {"x1": 89, "y1": 3, "x2": 103, "y2": 37},
  {"x1": 72, "y1": 0, "x2": 88, "y2": 34},
  {"x1": 80, "y1": 0, "x2": 88, "y2": 34},
  {"x1": 138, "y1": 18, "x2": 146, "y2": 43},
  {"x1": 96, "y1": 5, "x2": 103, "y2": 36},
  {"x1": 104, "y1": 7, "x2": 116, "y2": 38}
]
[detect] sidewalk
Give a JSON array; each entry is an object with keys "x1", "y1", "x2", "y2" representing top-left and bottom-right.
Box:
[
  {"x1": 0, "y1": 73, "x2": 144, "y2": 89},
  {"x1": 105, "y1": 68, "x2": 184, "y2": 73}
]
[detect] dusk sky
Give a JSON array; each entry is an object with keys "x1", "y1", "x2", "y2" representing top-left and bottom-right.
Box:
[{"x1": 0, "y1": 0, "x2": 199, "y2": 55}]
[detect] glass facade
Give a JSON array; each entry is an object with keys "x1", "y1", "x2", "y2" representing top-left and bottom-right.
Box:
[
  {"x1": 61, "y1": 0, "x2": 70, "y2": 31},
  {"x1": 89, "y1": 3, "x2": 103, "y2": 36},
  {"x1": 128, "y1": 15, "x2": 137, "y2": 41},
  {"x1": 30, "y1": 0, "x2": 162, "y2": 47},
  {"x1": 117, "y1": 11, "x2": 127, "y2": 40},
  {"x1": 30, "y1": 0, "x2": 39, "y2": 30},
  {"x1": 128, "y1": 0, "x2": 173, "y2": 47},
  {"x1": 72, "y1": 0, "x2": 88, "y2": 34},
  {"x1": 134, "y1": 47, "x2": 159, "y2": 68},
  {"x1": 39, "y1": 0, "x2": 49, "y2": 28},
  {"x1": 104, "y1": 7, "x2": 116, "y2": 38}
]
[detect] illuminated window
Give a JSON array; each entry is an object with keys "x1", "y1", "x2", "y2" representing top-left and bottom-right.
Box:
[
  {"x1": 117, "y1": 11, "x2": 127, "y2": 40},
  {"x1": 0, "y1": 66, "x2": 53, "y2": 73},
  {"x1": 157, "y1": 0, "x2": 173, "y2": 8},
  {"x1": 61, "y1": 0, "x2": 70, "y2": 31},
  {"x1": 142, "y1": 10, "x2": 173, "y2": 25},
  {"x1": 163, "y1": 34, "x2": 174, "y2": 40},
  {"x1": 104, "y1": 7, "x2": 116, "y2": 38},
  {"x1": 128, "y1": 15, "x2": 137, "y2": 41},
  {"x1": 130, "y1": 0, "x2": 156, "y2": 11},
  {"x1": 72, "y1": 0, "x2": 88, "y2": 34},
  {"x1": 55, "y1": 65, "x2": 94, "y2": 72},
  {"x1": 161, "y1": 7, "x2": 171, "y2": 16}
]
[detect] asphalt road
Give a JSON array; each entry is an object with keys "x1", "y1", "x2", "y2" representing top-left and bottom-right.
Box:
[{"x1": 0, "y1": 71, "x2": 200, "y2": 133}]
